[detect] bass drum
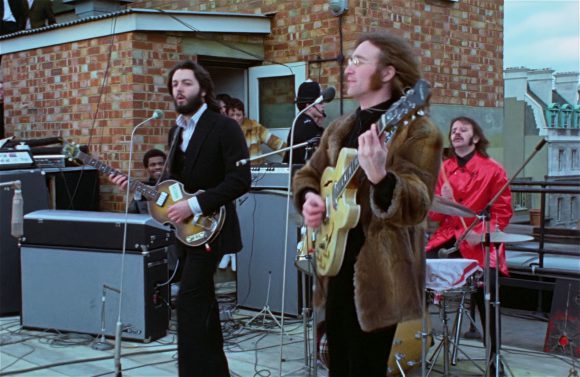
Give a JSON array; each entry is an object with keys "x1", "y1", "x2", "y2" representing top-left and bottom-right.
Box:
[
  {"x1": 387, "y1": 318, "x2": 431, "y2": 376},
  {"x1": 317, "y1": 318, "x2": 431, "y2": 375}
]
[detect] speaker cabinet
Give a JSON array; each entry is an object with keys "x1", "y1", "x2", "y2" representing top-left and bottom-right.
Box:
[
  {"x1": 236, "y1": 190, "x2": 302, "y2": 316},
  {"x1": 20, "y1": 246, "x2": 169, "y2": 342}
]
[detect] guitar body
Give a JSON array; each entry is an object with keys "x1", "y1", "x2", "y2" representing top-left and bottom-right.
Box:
[
  {"x1": 315, "y1": 148, "x2": 361, "y2": 276},
  {"x1": 294, "y1": 79, "x2": 431, "y2": 277},
  {"x1": 148, "y1": 180, "x2": 226, "y2": 247}
]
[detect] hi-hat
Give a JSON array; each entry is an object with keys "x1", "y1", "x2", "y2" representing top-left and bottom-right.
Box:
[
  {"x1": 431, "y1": 196, "x2": 477, "y2": 218},
  {"x1": 466, "y1": 230, "x2": 534, "y2": 244}
]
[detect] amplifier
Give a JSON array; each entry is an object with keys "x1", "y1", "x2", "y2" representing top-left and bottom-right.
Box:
[
  {"x1": 250, "y1": 163, "x2": 303, "y2": 189},
  {"x1": 33, "y1": 154, "x2": 65, "y2": 168},
  {"x1": 21, "y1": 245, "x2": 169, "y2": 342},
  {"x1": 22, "y1": 210, "x2": 174, "y2": 251}
]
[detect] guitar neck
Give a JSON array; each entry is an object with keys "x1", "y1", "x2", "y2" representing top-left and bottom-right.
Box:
[
  {"x1": 333, "y1": 78, "x2": 430, "y2": 198},
  {"x1": 334, "y1": 119, "x2": 398, "y2": 199},
  {"x1": 74, "y1": 151, "x2": 159, "y2": 201}
]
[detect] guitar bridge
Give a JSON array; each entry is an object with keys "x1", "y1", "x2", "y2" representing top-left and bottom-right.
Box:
[{"x1": 156, "y1": 192, "x2": 168, "y2": 206}]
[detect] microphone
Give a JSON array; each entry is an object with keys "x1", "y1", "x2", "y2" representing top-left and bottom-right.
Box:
[
  {"x1": 11, "y1": 181, "x2": 23, "y2": 238},
  {"x1": 314, "y1": 86, "x2": 336, "y2": 105},
  {"x1": 152, "y1": 109, "x2": 164, "y2": 120}
]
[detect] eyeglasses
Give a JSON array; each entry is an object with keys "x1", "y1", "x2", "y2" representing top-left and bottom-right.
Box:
[{"x1": 347, "y1": 56, "x2": 362, "y2": 67}]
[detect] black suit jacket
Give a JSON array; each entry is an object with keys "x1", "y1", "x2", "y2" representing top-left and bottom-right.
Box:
[
  {"x1": 1, "y1": 0, "x2": 26, "y2": 31},
  {"x1": 24, "y1": 0, "x2": 56, "y2": 29},
  {"x1": 167, "y1": 109, "x2": 251, "y2": 254}
]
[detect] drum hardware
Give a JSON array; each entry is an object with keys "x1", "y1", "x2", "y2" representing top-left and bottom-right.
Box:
[
  {"x1": 451, "y1": 138, "x2": 546, "y2": 377},
  {"x1": 425, "y1": 285, "x2": 485, "y2": 377},
  {"x1": 388, "y1": 319, "x2": 431, "y2": 376}
]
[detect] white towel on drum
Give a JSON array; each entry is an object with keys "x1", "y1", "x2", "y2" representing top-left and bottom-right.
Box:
[{"x1": 425, "y1": 259, "x2": 481, "y2": 291}]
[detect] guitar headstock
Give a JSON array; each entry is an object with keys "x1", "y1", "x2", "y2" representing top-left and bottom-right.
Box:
[
  {"x1": 379, "y1": 79, "x2": 431, "y2": 134},
  {"x1": 61, "y1": 142, "x2": 82, "y2": 162}
]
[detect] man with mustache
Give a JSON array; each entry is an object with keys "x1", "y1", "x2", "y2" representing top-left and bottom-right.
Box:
[
  {"x1": 426, "y1": 116, "x2": 512, "y2": 376},
  {"x1": 111, "y1": 60, "x2": 250, "y2": 376},
  {"x1": 292, "y1": 31, "x2": 442, "y2": 376}
]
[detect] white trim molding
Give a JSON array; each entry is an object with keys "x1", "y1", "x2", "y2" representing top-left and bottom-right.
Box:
[{"x1": 0, "y1": 9, "x2": 271, "y2": 55}]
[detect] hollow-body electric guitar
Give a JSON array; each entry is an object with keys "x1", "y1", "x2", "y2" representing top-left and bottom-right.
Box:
[
  {"x1": 62, "y1": 143, "x2": 226, "y2": 247},
  {"x1": 310, "y1": 79, "x2": 432, "y2": 276}
]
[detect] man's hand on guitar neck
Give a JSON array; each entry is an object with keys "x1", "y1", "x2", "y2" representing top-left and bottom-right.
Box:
[
  {"x1": 303, "y1": 191, "x2": 325, "y2": 228},
  {"x1": 109, "y1": 173, "x2": 129, "y2": 190},
  {"x1": 358, "y1": 123, "x2": 388, "y2": 184}
]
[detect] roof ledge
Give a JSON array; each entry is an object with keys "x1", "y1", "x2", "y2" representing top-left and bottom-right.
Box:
[{"x1": 0, "y1": 8, "x2": 271, "y2": 55}]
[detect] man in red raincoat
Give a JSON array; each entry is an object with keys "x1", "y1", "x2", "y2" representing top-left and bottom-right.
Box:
[{"x1": 426, "y1": 116, "x2": 512, "y2": 375}]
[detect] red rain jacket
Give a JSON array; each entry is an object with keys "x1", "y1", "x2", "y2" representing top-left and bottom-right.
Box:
[{"x1": 426, "y1": 152, "x2": 513, "y2": 275}]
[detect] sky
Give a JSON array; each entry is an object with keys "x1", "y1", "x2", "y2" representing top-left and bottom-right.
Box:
[{"x1": 504, "y1": 0, "x2": 580, "y2": 73}]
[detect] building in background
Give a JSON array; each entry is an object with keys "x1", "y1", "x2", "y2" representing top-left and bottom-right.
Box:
[
  {"x1": 1, "y1": 0, "x2": 505, "y2": 211},
  {"x1": 504, "y1": 68, "x2": 580, "y2": 228}
]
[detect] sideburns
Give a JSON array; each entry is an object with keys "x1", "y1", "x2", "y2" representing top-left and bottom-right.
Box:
[{"x1": 369, "y1": 69, "x2": 383, "y2": 91}]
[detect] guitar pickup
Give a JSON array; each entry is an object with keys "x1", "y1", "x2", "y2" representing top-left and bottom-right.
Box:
[{"x1": 156, "y1": 192, "x2": 168, "y2": 206}]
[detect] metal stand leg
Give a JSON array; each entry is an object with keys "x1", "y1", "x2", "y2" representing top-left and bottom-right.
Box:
[
  {"x1": 451, "y1": 291, "x2": 479, "y2": 365},
  {"x1": 246, "y1": 272, "x2": 283, "y2": 331}
]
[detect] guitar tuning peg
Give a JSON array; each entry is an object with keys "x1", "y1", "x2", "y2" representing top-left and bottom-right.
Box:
[
  {"x1": 417, "y1": 110, "x2": 425, "y2": 116},
  {"x1": 411, "y1": 115, "x2": 416, "y2": 121},
  {"x1": 403, "y1": 120, "x2": 409, "y2": 126}
]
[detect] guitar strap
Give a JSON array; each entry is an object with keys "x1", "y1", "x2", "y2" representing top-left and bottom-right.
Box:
[{"x1": 163, "y1": 126, "x2": 184, "y2": 183}]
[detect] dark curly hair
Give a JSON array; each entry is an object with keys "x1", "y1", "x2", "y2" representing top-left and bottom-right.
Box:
[{"x1": 166, "y1": 60, "x2": 219, "y2": 113}]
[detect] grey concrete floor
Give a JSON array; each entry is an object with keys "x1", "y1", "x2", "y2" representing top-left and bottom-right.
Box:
[{"x1": 0, "y1": 281, "x2": 577, "y2": 377}]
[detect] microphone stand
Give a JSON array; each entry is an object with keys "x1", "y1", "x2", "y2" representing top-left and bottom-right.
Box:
[
  {"x1": 278, "y1": 98, "x2": 327, "y2": 377},
  {"x1": 451, "y1": 138, "x2": 546, "y2": 377},
  {"x1": 236, "y1": 140, "x2": 312, "y2": 166},
  {"x1": 113, "y1": 113, "x2": 162, "y2": 377}
]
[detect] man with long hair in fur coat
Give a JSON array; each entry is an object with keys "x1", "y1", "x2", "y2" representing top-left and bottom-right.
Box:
[{"x1": 292, "y1": 31, "x2": 443, "y2": 376}]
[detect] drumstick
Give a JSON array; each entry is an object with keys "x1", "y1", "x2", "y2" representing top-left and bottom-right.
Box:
[{"x1": 441, "y1": 168, "x2": 468, "y2": 230}]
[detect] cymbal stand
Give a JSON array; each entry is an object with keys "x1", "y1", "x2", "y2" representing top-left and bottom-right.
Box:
[{"x1": 453, "y1": 139, "x2": 547, "y2": 377}]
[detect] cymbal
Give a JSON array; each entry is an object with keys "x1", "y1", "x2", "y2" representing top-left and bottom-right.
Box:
[
  {"x1": 431, "y1": 196, "x2": 477, "y2": 218},
  {"x1": 466, "y1": 230, "x2": 534, "y2": 244}
]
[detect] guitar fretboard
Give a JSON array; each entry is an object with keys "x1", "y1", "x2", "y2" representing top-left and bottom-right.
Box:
[
  {"x1": 332, "y1": 80, "x2": 429, "y2": 201},
  {"x1": 74, "y1": 151, "x2": 160, "y2": 201}
]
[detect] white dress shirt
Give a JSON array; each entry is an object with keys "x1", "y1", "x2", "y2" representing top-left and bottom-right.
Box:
[{"x1": 175, "y1": 103, "x2": 208, "y2": 215}]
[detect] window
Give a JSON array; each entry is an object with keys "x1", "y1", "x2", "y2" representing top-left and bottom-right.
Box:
[
  {"x1": 557, "y1": 197, "x2": 564, "y2": 221},
  {"x1": 558, "y1": 149, "x2": 565, "y2": 171},
  {"x1": 572, "y1": 149, "x2": 578, "y2": 170},
  {"x1": 571, "y1": 197, "x2": 578, "y2": 222}
]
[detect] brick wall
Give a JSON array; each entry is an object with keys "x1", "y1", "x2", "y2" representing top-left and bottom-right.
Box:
[
  {"x1": 3, "y1": 32, "x2": 189, "y2": 211},
  {"x1": 136, "y1": 0, "x2": 504, "y2": 107}
]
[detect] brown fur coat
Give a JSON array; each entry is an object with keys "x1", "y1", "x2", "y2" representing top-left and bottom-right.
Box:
[{"x1": 293, "y1": 111, "x2": 442, "y2": 331}]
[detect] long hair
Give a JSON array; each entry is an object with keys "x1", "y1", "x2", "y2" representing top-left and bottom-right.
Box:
[
  {"x1": 449, "y1": 116, "x2": 490, "y2": 157},
  {"x1": 355, "y1": 32, "x2": 421, "y2": 100},
  {"x1": 166, "y1": 60, "x2": 219, "y2": 112}
]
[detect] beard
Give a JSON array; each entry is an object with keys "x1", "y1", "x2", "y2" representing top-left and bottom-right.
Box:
[{"x1": 174, "y1": 92, "x2": 204, "y2": 115}]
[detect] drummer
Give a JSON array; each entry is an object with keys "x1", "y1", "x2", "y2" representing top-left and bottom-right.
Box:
[{"x1": 425, "y1": 116, "x2": 512, "y2": 375}]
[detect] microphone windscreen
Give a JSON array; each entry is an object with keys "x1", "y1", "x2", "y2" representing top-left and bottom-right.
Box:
[
  {"x1": 11, "y1": 188, "x2": 23, "y2": 238},
  {"x1": 152, "y1": 110, "x2": 164, "y2": 119},
  {"x1": 322, "y1": 87, "x2": 336, "y2": 103}
]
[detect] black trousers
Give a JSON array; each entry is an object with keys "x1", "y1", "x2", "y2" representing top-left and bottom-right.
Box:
[
  {"x1": 325, "y1": 247, "x2": 397, "y2": 377},
  {"x1": 176, "y1": 244, "x2": 229, "y2": 377}
]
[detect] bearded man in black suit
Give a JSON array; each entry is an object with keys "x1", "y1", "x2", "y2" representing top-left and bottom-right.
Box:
[{"x1": 111, "y1": 60, "x2": 250, "y2": 376}]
